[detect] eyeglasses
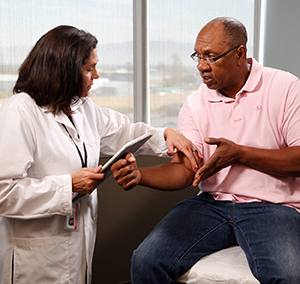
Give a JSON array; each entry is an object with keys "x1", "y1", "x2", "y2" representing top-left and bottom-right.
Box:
[{"x1": 190, "y1": 46, "x2": 239, "y2": 65}]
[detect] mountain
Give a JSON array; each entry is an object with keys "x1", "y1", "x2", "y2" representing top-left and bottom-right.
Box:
[
  {"x1": 98, "y1": 40, "x2": 193, "y2": 67},
  {"x1": 0, "y1": 40, "x2": 194, "y2": 68}
]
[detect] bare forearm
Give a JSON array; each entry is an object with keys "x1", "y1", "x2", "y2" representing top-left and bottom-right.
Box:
[
  {"x1": 139, "y1": 162, "x2": 195, "y2": 191},
  {"x1": 195, "y1": 138, "x2": 300, "y2": 185},
  {"x1": 239, "y1": 145, "x2": 300, "y2": 177}
]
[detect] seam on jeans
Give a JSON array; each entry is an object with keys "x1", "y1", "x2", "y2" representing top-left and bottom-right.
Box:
[
  {"x1": 234, "y1": 222, "x2": 261, "y2": 282},
  {"x1": 230, "y1": 203, "x2": 235, "y2": 222},
  {"x1": 170, "y1": 220, "x2": 228, "y2": 272}
]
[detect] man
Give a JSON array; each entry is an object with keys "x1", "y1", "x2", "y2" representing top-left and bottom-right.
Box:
[{"x1": 112, "y1": 17, "x2": 300, "y2": 283}]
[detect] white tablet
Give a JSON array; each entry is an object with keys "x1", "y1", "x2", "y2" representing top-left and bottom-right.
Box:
[
  {"x1": 99, "y1": 132, "x2": 152, "y2": 173},
  {"x1": 72, "y1": 133, "x2": 152, "y2": 201}
]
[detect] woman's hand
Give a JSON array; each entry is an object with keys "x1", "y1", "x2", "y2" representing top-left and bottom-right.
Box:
[
  {"x1": 111, "y1": 153, "x2": 141, "y2": 190},
  {"x1": 164, "y1": 127, "x2": 202, "y2": 172},
  {"x1": 71, "y1": 166, "x2": 106, "y2": 194}
]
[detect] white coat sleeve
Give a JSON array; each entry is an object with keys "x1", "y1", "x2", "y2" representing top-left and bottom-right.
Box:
[
  {"x1": 98, "y1": 107, "x2": 169, "y2": 157},
  {"x1": 0, "y1": 103, "x2": 72, "y2": 219}
]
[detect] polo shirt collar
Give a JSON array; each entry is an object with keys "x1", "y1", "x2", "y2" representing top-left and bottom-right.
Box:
[
  {"x1": 242, "y1": 57, "x2": 262, "y2": 93},
  {"x1": 207, "y1": 57, "x2": 263, "y2": 102}
]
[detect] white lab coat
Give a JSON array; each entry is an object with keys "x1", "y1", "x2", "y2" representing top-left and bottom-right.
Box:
[{"x1": 0, "y1": 93, "x2": 168, "y2": 284}]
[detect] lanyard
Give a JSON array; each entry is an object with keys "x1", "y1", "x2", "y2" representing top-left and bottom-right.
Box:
[
  {"x1": 62, "y1": 124, "x2": 87, "y2": 168},
  {"x1": 63, "y1": 117, "x2": 88, "y2": 204}
]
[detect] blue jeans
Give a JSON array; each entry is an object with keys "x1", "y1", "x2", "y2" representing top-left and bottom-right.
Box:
[{"x1": 131, "y1": 192, "x2": 300, "y2": 284}]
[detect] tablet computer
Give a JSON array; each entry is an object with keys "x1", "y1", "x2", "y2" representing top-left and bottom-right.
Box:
[{"x1": 72, "y1": 133, "x2": 152, "y2": 201}]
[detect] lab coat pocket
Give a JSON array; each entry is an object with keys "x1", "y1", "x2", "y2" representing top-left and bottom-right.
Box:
[{"x1": 13, "y1": 233, "x2": 69, "y2": 284}]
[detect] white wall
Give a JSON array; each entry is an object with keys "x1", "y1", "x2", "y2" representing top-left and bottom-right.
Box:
[{"x1": 263, "y1": 0, "x2": 300, "y2": 77}]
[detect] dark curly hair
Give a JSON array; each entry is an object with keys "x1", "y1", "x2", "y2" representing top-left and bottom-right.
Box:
[{"x1": 13, "y1": 25, "x2": 98, "y2": 115}]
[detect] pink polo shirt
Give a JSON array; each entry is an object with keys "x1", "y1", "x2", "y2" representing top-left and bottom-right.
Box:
[{"x1": 178, "y1": 58, "x2": 300, "y2": 210}]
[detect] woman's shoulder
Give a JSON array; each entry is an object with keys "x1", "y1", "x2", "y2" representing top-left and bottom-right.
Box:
[
  {"x1": 0, "y1": 93, "x2": 39, "y2": 114},
  {"x1": 81, "y1": 97, "x2": 128, "y2": 120}
]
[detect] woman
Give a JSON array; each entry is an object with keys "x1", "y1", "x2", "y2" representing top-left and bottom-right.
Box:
[{"x1": 0, "y1": 26, "x2": 199, "y2": 284}]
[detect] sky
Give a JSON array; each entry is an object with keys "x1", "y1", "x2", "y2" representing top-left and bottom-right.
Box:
[
  {"x1": 0, "y1": 0, "x2": 133, "y2": 48},
  {"x1": 0, "y1": 0, "x2": 254, "y2": 47},
  {"x1": 0, "y1": 0, "x2": 255, "y2": 68}
]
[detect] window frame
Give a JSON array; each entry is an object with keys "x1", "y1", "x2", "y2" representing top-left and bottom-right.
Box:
[{"x1": 132, "y1": 0, "x2": 262, "y2": 124}]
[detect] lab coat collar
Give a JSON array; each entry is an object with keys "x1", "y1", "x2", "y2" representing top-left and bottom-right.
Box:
[{"x1": 41, "y1": 97, "x2": 85, "y2": 133}]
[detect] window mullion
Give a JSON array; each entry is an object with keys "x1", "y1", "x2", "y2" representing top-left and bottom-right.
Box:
[
  {"x1": 133, "y1": 0, "x2": 150, "y2": 124},
  {"x1": 253, "y1": 0, "x2": 262, "y2": 62}
]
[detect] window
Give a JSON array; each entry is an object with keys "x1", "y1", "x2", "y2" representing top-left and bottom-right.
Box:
[
  {"x1": 148, "y1": 0, "x2": 256, "y2": 127},
  {"x1": 0, "y1": 0, "x2": 134, "y2": 119},
  {"x1": 0, "y1": 0, "x2": 257, "y2": 128}
]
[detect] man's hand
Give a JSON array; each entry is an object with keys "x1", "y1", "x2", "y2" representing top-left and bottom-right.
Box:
[
  {"x1": 164, "y1": 127, "x2": 202, "y2": 172},
  {"x1": 111, "y1": 153, "x2": 141, "y2": 190},
  {"x1": 71, "y1": 166, "x2": 106, "y2": 194},
  {"x1": 193, "y1": 137, "x2": 241, "y2": 186}
]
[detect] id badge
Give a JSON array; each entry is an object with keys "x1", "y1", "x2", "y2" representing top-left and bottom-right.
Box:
[{"x1": 65, "y1": 201, "x2": 80, "y2": 231}]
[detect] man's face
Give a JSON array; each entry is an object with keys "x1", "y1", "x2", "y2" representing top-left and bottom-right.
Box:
[{"x1": 194, "y1": 22, "x2": 238, "y2": 96}]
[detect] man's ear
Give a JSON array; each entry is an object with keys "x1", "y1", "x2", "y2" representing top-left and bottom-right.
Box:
[{"x1": 235, "y1": 45, "x2": 247, "y2": 64}]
